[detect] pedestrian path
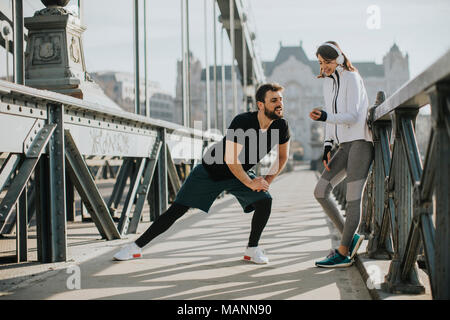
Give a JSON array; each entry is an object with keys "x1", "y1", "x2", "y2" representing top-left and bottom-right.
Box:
[{"x1": 0, "y1": 166, "x2": 371, "y2": 300}]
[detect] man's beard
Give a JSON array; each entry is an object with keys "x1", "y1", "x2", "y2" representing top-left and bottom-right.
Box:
[{"x1": 264, "y1": 105, "x2": 283, "y2": 120}]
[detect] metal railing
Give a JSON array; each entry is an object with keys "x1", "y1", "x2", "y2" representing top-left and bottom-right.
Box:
[
  {"x1": 0, "y1": 78, "x2": 224, "y2": 263},
  {"x1": 319, "y1": 49, "x2": 450, "y2": 300}
]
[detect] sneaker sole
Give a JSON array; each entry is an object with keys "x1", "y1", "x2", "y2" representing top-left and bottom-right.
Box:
[
  {"x1": 350, "y1": 235, "x2": 365, "y2": 259},
  {"x1": 315, "y1": 261, "x2": 354, "y2": 268},
  {"x1": 243, "y1": 255, "x2": 268, "y2": 264},
  {"x1": 113, "y1": 253, "x2": 142, "y2": 261}
]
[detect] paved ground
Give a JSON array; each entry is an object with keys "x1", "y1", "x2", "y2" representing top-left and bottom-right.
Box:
[{"x1": 0, "y1": 165, "x2": 373, "y2": 300}]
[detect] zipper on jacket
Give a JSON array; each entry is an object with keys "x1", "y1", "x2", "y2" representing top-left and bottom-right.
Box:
[{"x1": 331, "y1": 71, "x2": 340, "y2": 144}]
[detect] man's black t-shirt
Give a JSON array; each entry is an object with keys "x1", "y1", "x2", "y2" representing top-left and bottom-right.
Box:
[{"x1": 202, "y1": 111, "x2": 291, "y2": 181}]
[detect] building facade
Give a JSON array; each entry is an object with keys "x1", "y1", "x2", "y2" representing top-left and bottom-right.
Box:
[{"x1": 91, "y1": 71, "x2": 176, "y2": 124}]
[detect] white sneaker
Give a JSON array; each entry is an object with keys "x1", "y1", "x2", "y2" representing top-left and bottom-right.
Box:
[
  {"x1": 113, "y1": 242, "x2": 142, "y2": 261},
  {"x1": 243, "y1": 246, "x2": 269, "y2": 264}
]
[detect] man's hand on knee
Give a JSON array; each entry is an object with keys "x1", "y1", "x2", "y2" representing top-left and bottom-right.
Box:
[{"x1": 248, "y1": 177, "x2": 269, "y2": 192}]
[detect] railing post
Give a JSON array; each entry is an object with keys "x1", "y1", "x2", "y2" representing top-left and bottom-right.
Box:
[
  {"x1": 427, "y1": 83, "x2": 450, "y2": 299},
  {"x1": 366, "y1": 92, "x2": 394, "y2": 259},
  {"x1": 382, "y1": 108, "x2": 424, "y2": 294},
  {"x1": 360, "y1": 91, "x2": 390, "y2": 259},
  {"x1": 366, "y1": 119, "x2": 394, "y2": 259}
]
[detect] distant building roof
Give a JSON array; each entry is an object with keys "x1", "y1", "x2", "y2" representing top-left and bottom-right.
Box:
[
  {"x1": 263, "y1": 44, "x2": 385, "y2": 78},
  {"x1": 390, "y1": 43, "x2": 400, "y2": 53},
  {"x1": 264, "y1": 45, "x2": 318, "y2": 75}
]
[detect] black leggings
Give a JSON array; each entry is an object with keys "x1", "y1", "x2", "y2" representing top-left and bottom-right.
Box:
[{"x1": 134, "y1": 198, "x2": 272, "y2": 249}]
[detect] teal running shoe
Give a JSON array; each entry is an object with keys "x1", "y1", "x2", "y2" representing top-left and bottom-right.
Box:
[
  {"x1": 315, "y1": 249, "x2": 353, "y2": 268},
  {"x1": 349, "y1": 234, "x2": 365, "y2": 259}
]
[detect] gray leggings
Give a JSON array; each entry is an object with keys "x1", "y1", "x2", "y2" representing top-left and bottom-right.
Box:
[{"x1": 314, "y1": 140, "x2": 373, "y2": 248}]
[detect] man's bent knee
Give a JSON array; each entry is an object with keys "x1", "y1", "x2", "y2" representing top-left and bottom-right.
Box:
[{"x1": 253, "y1": 197, "x2": 272, "y2": 209}]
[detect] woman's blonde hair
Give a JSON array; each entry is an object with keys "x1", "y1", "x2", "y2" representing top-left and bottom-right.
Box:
[{"x1": 316, "y1": 41, "x2": 357, "y2": 78}]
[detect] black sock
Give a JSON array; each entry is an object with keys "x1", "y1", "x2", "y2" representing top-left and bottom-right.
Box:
[{"x1": 248, "y1": 198, "x2": 272, "y2": 247}]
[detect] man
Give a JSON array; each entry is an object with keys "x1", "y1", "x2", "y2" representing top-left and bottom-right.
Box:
[{"x1": 113, "y1": 83, "x2": 290, "y2": 264}]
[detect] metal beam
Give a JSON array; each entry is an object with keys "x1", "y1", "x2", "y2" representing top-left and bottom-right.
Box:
[
  {"x1": 0, "y1": 153, "x2": 21, "y2": 194},
  {"x1": 213, "y1": 1, "x2": 219, "y2": 129},
  {"x1": 382, "y1": 110, "x2": 425, "y2": 294},
  {"x1": 427, "y1": 83, "x2": 450, "y2": 299},
  {"x1": 186, "y1": 0, "x2": 191, "y2": 127},
  {"x1": 0, "y1": 79, "x2": 223, "y2": 148},
  {"x1": 107, "y1": 158, "x2": 133, "y2": 212},
  {"x1": 46, "y1": 104, "x2": 67, "y2": 262},
  {"x1": 127, "y1": 140, "x2": 162, "y2": 234},
  {"x1": 216, "y1": 0, "x2": 265, "y2": 86},
  {"x1": 229, "y1": 0, "x2": 237, "y2": 116},
  {"x1": 166, "y1": 145, "x2": 181, "y2": 193},
  {"x1": 16, "y1": 186, "x2": 27, "y2": 262},
  {"x1": 157, "y1": 129, "x2": 168, "y2": 213},
  {"x1": 33, "y1": 104, "x2": 67, "y2": 263},
  {"x1": 0, "y1": 124, "x2": 55, "y2": 234},
  {"x1": 144, "y1": 0, "x2": 149, "y2": 117},
  {"x1": 117, "y1": 158, "x2": 147, "y2": 235},
  {"x1": 204, "y1": 0, "x2": 211, "y2": 131},
  {"x1": 366, "y1": 121, "x2": 394, "y2": 259},
  {"x1": 221, "y1": 26, "x2": 226, "y2": 133},
  {"x1": 64, "y1": 130, "x2": 121, "y2": 240}
]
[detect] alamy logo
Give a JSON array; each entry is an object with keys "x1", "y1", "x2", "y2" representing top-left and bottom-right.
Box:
[
  {"x1": 366, "y1": 5, "x2": 381, "y2": 30},
  {"x1": 66, "y1": 265, "x2": 81, "y2": 290}
]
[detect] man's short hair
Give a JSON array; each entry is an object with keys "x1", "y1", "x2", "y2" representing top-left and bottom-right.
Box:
[{"x1": 255, "y1": 83, "x2": 284, "y2": 103}]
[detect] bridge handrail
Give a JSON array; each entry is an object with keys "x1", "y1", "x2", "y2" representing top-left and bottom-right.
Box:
[{"x1": 0, "y1": 79, "x2": 222, "y2": 141}]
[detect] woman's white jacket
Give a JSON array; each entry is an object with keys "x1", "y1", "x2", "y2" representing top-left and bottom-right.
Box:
[{"x1": 322, "y1": 68, "x2": 372, "y2": 148}]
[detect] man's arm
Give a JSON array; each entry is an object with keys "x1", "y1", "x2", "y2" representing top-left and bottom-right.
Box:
[
  {"x1": 263, "y1": 140, "x2": 290, "y2": 184},
  {"x1": 224, "y1": 140, "x2": 269, "y2": 191}
]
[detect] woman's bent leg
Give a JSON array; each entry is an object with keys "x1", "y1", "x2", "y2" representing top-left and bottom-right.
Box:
[
  {"x1": 313, "y1": 147, "x2": 348, "y2": 234},
  {"x1": 340, "y1": 141, "x2": 374, "y2": 248}
]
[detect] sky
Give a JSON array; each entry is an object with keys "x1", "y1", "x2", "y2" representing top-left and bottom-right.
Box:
[{"x1": 1, "y1": 0, "x2": 450, "y2": 96}]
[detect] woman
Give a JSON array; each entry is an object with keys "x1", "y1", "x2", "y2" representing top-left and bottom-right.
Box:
[{"x1": 309, "y1": 41, "x2": 373, "y2": 268}]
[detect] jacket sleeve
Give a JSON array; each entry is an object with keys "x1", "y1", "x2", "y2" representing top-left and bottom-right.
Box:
[
  {"x1": 325, "y1": 73, "x2": 361, "y2": 125},
  {"x1": 324, "y1": 123, "x2": 334, "y2": 147}
]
